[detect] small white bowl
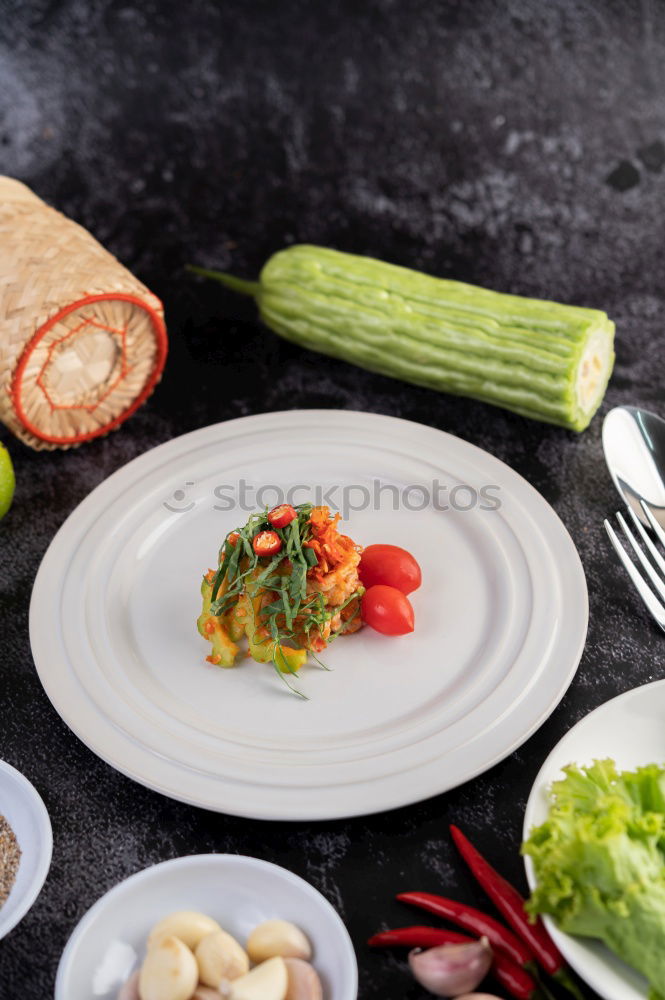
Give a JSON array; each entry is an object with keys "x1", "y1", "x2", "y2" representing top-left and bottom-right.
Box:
[
  {"x1": 56, "y1": 853, "x2": 358, "y2": 1000},
  {"x1": 0, "y1": 759, "x2": 52, "y2": 939}
]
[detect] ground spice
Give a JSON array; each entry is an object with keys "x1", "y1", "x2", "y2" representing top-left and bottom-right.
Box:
[{"x1": 0, "y1": 814, "x2": 21, "y2": 907}]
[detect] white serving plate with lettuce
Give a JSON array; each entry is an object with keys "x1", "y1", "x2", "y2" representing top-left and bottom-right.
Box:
[
  {"x1": 523, "y1": 681, "x2": 665, "y2": 1000},
  {"x1": 31, "y1": 409, "x2": 587, "y2": 820}
]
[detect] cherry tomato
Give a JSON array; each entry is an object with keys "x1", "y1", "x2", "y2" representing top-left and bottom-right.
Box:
[
  {"x1": 359, "y1": 544, "x2": 422, "y2": 595},
  {"x1": 226, "y1": 531, "x2": 240, "y2": 547},
  {"x1": 361, "y1": 585, "x2": 415, "y2": 636},
  {"x1": 267, "y1": 503, "x2": 297, "y2": 529},
  {"x1": 253, "y1": 529, "x2": 282, "y2": 557}
]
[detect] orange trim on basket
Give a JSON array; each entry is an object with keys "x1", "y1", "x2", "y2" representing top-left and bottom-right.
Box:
[{"x1": 10, "y1": 293, "x2": 168, "y2": 445}]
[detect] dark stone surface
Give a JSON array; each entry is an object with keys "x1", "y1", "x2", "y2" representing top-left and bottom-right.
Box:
[{"x1": 1, "y1": 0, "x2": 665, "y2": 996}]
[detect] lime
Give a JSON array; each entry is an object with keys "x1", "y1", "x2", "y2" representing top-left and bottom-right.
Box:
[{"x1": 0, "y1": 442, "x2": 15, "y2": 519}]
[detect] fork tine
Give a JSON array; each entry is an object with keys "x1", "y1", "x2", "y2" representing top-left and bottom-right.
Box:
[
  {"x1": 604, "y1": 517, "x2": 665, "y2": 631},
  {"x1": 640, "y1": 500, "x2": 665, "y2": 552},
  {"x1": 626, "y1": 505, "x2": 665, "y2": 581},
  {"x1": 616, "y1": 512, "x2": 665, "y2": 603}
]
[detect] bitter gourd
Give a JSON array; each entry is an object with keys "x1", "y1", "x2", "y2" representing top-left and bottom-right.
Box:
[{"x1": 193, "y1": 245, "x2": 615, "y2": 431}]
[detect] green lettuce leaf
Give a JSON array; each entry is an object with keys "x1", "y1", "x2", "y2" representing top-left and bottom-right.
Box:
[{"x1": 523, "y1": 759, "x2": 665, "y2": 995}]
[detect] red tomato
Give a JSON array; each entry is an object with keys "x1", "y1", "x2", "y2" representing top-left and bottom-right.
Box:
[
  {"x1": 361, "y1": 585, "x2": 415, "y2": 636},
  {"x1": 359, "y1": 544, "x2": 422, "y2": 595},
  {"x1": 267, "y1": 503, "x2": 297, "y2": 529},
  {"x1": 253, "y1": 530, "x2": 282, "y2": 557}
]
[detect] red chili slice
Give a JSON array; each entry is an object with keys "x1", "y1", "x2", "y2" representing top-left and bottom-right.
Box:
[
  {"x1": 267, "y1": 504, "x2": 297, "y2": 529},
  {"x1": 253, "y1": 529, "x2": 283, "y2": 557}
]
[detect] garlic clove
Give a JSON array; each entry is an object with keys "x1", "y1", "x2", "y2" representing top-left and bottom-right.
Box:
[
  {"x1": 408, "y1": 938, "x2": 493, "y2": 998},
  {"x1": 138, "y1": 935, "x2": 199, "y2": 1000},
  {"x1": 229, "y1": 956, "x2": 289, "y2": 1000},
  {"x1": 193, "y1": 988, "x2": 226, "y2": 1000},
  {"x1": 117, "y1": 970, "x2": 141, "y2": 1000},
  {"x1": 283, "y1": 958, "x2": 323, "y2": 1000},
  {"x1": 246, "y1": 920, "x2": 312, "y2": 963},
  {"x1": 195, "y1": 929, "x2": 249, "y2": 986},
  {"x1": 148, "y1": 911, "x2": 223, "y2": 952}
]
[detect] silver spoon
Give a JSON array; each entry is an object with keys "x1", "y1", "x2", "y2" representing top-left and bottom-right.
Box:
[{"x1": 602, "y1": 405, "x2": 665, "y2": 531}]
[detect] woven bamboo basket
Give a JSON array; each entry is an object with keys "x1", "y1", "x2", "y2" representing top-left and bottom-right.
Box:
[{"x1": 0, "y1": 176, "x2": 168, "y2": 449}]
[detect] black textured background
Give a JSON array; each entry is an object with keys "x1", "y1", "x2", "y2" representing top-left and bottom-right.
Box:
[{"x1": 1, "y1": 1, "x2": 665, "y2": 997}]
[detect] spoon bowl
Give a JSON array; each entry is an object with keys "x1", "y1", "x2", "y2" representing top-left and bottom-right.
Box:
[{"x1": 602, "y1": 406, "x2": 665, "y2": 529}]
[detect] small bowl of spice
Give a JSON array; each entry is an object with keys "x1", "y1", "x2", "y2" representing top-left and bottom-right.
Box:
[{"x1": 0, "y1": 759, "x2": 52, "y2": 939}]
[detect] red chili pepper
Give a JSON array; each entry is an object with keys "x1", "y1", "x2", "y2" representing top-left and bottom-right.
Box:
[
  {"x1": 367, "y1": 926, "x2": 538, "y2": 1000},
  {"x1": 267, "y1": 503, "x2": 297, "y2": 529},
  {"x1": 252, "y1": 529, "x2": 282, "y2": 557},
  {"x1": 368, "y1": 925, "x2": 471, "y2": 950},
  {"x1": 397, "y1": 891, "x2": 534, "y2": 967},
  {"x1": 449, "y1": 825, "x2": 585, "y2": 1000}
]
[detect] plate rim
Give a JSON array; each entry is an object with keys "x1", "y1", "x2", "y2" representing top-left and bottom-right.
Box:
[
  {"x1": 31, "y1": 409, "x2": 589, "y2": 819},
  {"x1": 522, "y1": 679, "x2": 665, "y2": 1000},
  {"x1": 54, "y1": 852, "x2": 359, "y2": 1000}
]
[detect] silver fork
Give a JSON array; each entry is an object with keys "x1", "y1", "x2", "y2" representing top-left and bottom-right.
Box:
[{"x1": 604, "y1": 499, "x2": 665, "y2": 631}]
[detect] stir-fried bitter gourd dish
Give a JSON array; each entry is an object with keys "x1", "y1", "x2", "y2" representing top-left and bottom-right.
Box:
[{"x1": 198, "y1": 503, "x2": 364, "y2": 695}]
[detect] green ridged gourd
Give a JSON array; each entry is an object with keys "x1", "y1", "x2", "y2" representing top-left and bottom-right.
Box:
[{"x1": 193, "y1": 245, "x2": 615, "y2": 431}]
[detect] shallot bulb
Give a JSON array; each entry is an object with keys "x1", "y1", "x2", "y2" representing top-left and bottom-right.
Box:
[{"x1": 408, "y1": 937, "x2": 493, "y2": 997}]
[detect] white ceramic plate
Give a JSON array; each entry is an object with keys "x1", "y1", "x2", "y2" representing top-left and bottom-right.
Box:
[
  {"x1": 55, "y1": 853, "x2": 357, "y2": 1000},
  {"x1": 31, "y1": 409, "x2": 587, "y2": 820},
  {"x1": 0, "y1": 759, "x2": 52, "y2": 939},
  {"x1": 523, "y1": 681, "x2": 665, "y2": 1000}
]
